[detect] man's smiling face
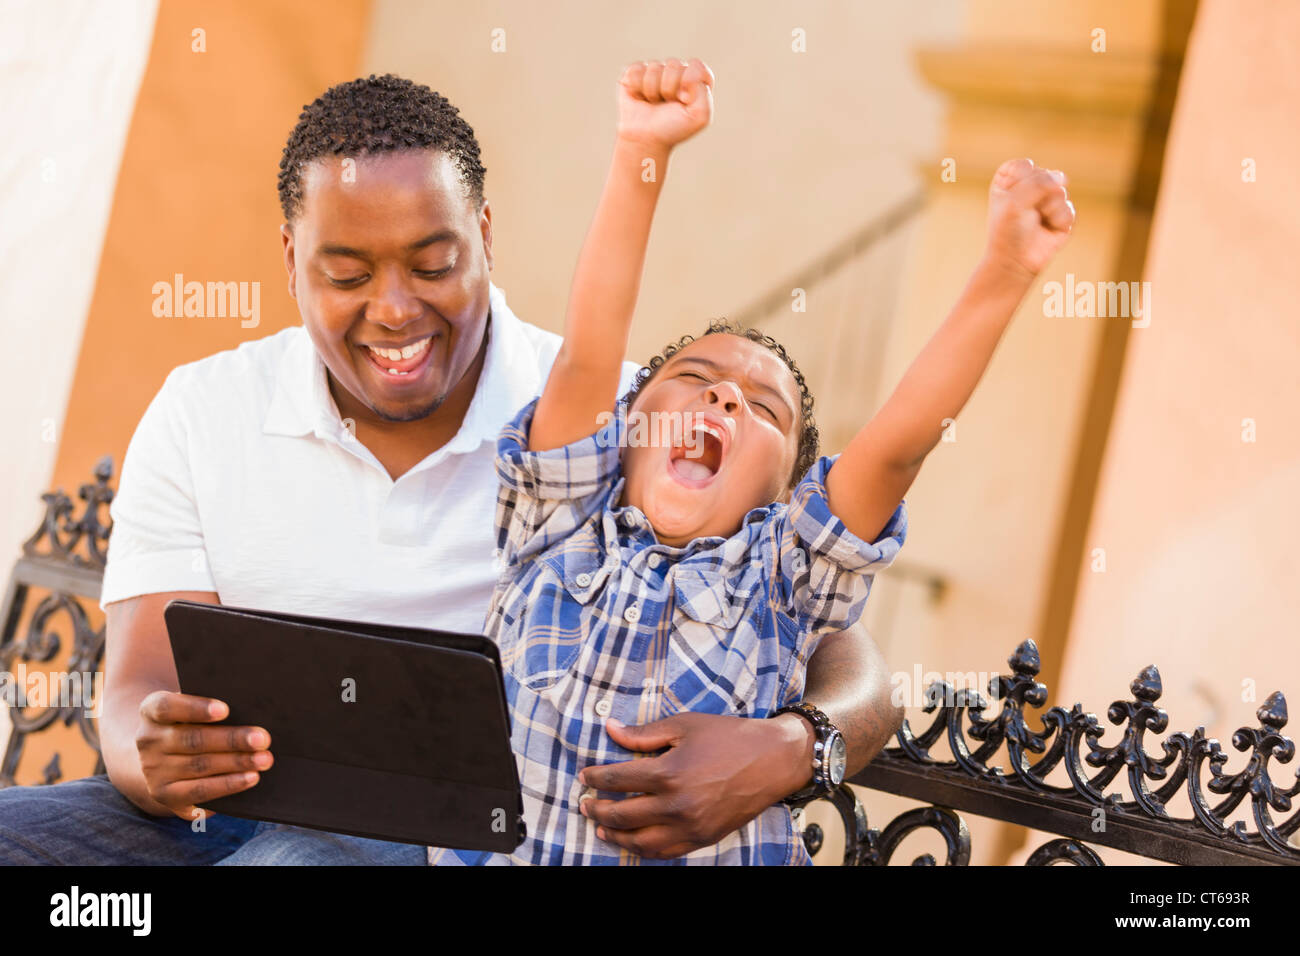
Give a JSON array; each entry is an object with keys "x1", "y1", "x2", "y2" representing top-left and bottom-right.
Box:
[{"x1": 281, "y1": 149, "x2": 494, "y2": 424}]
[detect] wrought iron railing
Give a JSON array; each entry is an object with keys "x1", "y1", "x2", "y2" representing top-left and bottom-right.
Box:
[
  {"x1": 5, "y1": 461, "x2": 1295, "y2": 865},
  {"x1": 728, "y1": 191, "x2": 927, "y2": 331},
  {"x1": 799, "y1": 640, "x2": 1299, "y2": 865},
  {"x1": 0, "y1": 457, "x2": 112, "y2": 787}
]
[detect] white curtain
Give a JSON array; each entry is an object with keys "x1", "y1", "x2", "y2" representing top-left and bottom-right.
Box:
[{"x1": 0, "y1": 0, "x2": 158, "y2": 741}]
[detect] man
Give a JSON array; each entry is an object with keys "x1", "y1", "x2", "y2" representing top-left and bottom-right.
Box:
[{"x1": 0, "y1": 73, "x2": 900, "y2": 864}]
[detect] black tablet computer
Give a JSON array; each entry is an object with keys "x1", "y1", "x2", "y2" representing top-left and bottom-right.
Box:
[{"x1": 163, "y1": 599, "x2": 525, "y2": 853}]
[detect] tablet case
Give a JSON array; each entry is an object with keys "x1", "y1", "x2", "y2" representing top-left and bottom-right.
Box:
[{"x1": 163, "y1": 599, "x2": 525, "y2": 853}]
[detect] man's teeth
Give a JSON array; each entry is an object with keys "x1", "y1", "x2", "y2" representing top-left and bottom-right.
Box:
[{"x1": 367, "y1": 337, "x2": 431, "y2": 363}]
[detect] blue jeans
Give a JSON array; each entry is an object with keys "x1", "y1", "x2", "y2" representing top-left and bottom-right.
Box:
[{"x1": 0, "y1": 775, "x2": 425, "y2": 865}]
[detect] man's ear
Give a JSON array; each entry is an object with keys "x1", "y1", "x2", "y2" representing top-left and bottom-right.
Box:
[
  {"x1": 479, "y1": 199, "x2": 494, "y2": 272},
  {"x1": 280, "y1": 223, "x2": 298, "y2": 301}
]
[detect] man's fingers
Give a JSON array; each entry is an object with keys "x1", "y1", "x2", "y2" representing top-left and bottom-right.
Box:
[
  {"x1": 139, "y1": 690, "x2": 228, "y2": 725},
  {"x1": 161, "y1": 723, "x2": 271, "y2": 755},
  {"x1": 581, "y1": 794, "x2": 672, "y2": 831},
  {"x1": 156, "y1": 770, "x2": 261, "y2": 817},
  {"x1": 165, "y1": 749, "x2": 274, "y2": 779},
  {"x1": 579, "y1": 754, "x2": 666, "y2": 793},
  {"x1": 593, "y1": 823, "x2": 690, "y2": 859},
  {"x1": 603, "y1": 715, "x2": 682, "y2": 754}
]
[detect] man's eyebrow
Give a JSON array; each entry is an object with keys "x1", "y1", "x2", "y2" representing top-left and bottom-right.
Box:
[
  {"x1": 406, "y1": 229, "x2": 459, "y2": 251},
  {"x1": 317, "y1": 231, "x2": 459, "y2": 259},
  {"x1": 670, "y1": 356, "x2": 796, "y2": 419},
  {"x1": 318, "y1": 243, "x2": 368, "y2": 259}
]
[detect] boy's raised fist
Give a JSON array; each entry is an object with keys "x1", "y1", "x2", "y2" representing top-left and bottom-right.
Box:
[
  {"x1": 984, "y1": 158, "x2": 1076, "y2": 280},
  {"x1": 617, "y1": 58, "x2": 714, "y2": 149}
]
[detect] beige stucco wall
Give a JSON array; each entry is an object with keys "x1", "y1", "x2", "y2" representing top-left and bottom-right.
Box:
[
  {"x1": 1010, "y1": 0, "x2": 1300, "y2": 862},
  {"x1": 363, "y1": 0, "x2": 962, "y2": 360},
  {"x1": 839, "y1": 0, "x2": 1181, "y2": 864}
]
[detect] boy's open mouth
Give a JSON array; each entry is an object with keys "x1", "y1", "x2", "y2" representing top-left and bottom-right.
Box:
[{"x1": 667, "y1": 418, "x2": 728, "y2": 487}]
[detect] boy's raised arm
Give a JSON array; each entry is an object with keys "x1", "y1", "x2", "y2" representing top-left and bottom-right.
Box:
[
  {"x1": 528, "y1": 59, "x2": 715, "y2": 452},
  {"x1": 827, "y1": 158, "x2": 1076, "y2": 542}
]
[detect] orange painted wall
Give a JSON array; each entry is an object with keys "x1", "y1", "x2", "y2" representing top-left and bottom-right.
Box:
[{"x1": 19, "y1": 0, "x2": 370, "y2": 785}]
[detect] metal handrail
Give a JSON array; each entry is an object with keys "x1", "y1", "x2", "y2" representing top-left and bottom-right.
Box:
[{"x1": 730, "y1": 191, "x2": 927, "y2": 329}]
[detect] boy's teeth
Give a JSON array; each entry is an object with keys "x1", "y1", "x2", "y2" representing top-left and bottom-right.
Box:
[{"x1": 674, "y1": 460, "x2": 713, "y2": 480}]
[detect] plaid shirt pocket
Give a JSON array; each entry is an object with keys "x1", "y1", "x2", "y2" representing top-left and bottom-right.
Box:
[
  {"x1": 661, "y1": 564, "x2": 768, "y2": 715},
  {"x1": 501, "y1": 531, "x2": 612, "y2": 694}
]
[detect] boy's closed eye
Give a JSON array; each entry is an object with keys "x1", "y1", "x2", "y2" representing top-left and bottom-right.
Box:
[{"x1": 677, "y1": 369, "x2": 781, "y2": 424}]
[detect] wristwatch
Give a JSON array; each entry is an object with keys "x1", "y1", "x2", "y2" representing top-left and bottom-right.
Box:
[{"x1": 775, "y1": 701, "x2": 847, "y2": 805}]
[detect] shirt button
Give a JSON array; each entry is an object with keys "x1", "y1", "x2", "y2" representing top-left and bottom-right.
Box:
[
  {"x1": 594, "y1": 697, "x2": 613, "y2": 717},
  {"x1": 646, "y1": 554, "x2": 662, "y2": 569},
  {"x1": 622, "y1": 512, "x2": 637, "y2": 529},
  {"x1": 576, "y1": 572, "x2": 592, "y2": 587},
  {"x1": 623, "y1": 603, "x2": 641, "y2": 624}
]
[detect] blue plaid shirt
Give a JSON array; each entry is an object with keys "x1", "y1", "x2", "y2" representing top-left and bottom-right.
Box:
[{"x1": 429, "y1": 396, "x2": 906, "y2": 865}]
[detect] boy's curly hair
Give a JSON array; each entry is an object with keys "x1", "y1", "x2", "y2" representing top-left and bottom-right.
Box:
[{"x1": 622, "y1": 320, "x2": 820, "y2": 489}]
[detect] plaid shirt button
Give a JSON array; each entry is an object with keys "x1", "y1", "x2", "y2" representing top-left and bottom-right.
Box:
[
  {"x1": 623, "y1": 603, "x2": 641, "y2": 623},
  {"x1": 576, "y1": 572, "x2": 592, "y2": 587},
  {"x1": 594, "y1": 697, "x2": 613, "y2": 717},
  {"x1": 646, "y1": 553, "x2": 662, "y2": 569}
]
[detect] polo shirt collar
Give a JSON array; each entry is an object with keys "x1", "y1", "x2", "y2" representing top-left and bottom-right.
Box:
[{"x1": 262, "y1": 283, "x2": 542, "y2": 456}]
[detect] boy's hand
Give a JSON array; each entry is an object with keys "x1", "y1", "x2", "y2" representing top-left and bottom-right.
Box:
[
  {"x1": 984, "y1": 158, "x2": 1075, "y2": 282},
  {"x1": 617, "y1": 58, "x2": 714, "y2": 150}
]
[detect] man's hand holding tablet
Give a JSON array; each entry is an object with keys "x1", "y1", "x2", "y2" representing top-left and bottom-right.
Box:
[{"x1": 134, "y1": 689, "x2": 273, "y2": 821}]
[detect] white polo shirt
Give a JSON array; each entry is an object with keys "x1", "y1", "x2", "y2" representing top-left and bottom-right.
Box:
[{"x1": 100, "y1": 283, "x2": 641, "y2": 636}]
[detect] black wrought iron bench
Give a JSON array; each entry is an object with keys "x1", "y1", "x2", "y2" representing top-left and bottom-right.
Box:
[{"x1": 3, "y1": 460, "x2": 1297, "y2": 865}]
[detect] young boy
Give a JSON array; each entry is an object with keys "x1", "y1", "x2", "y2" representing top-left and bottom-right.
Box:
[{"x1": 437, "y1": 58, "x2": 1074, "y2": 865}]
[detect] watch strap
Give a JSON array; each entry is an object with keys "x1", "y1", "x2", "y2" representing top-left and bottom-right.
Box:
[{"x1": 775, "y1": 702, "x2": 840, "y2": 805}]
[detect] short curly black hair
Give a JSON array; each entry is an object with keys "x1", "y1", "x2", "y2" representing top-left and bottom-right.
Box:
[
  {"x1": 277, "y1": 73, "x2": 486, "y2": 222},
  {"x1": 622, "y1": 320, "x2": 820, "y2": 489}
]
